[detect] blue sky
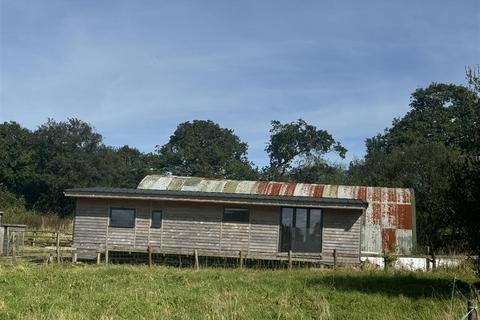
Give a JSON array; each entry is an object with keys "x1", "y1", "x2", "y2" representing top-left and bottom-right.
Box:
[{"x1": 1, "y1": 0, "x2": 479, "y2": 168}]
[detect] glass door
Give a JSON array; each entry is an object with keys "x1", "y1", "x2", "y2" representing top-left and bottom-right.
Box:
[{"x1": 280, "y1": 207, "x2": 322, "y2": 252}]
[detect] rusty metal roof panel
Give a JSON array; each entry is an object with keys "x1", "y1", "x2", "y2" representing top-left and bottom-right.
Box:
[{"x1": 137, "y1": 175, "x2": 412, "y2": 203}]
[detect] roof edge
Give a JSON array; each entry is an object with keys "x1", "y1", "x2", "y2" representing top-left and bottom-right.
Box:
[{"x1": 65, "y1": 187, "x2": 368, "y2": 209}]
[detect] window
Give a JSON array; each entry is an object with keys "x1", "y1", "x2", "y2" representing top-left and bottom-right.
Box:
[
  {"x1": 109, "y1": 208, "x2": 135, "y2": 228},
  {"x1": 223, "y1": 207, "x2": 249, "y2": 223},
  {"x1": 280, "y1": 207, "x2": 322, "y2": 252},
  {"x1": 151, "y1": 210, "x2": 162, "y2": 228}
]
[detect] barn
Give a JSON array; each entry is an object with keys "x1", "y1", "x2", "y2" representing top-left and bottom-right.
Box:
[{"x1": 65, "y1": 175, "x2": 416, "y2": 265}]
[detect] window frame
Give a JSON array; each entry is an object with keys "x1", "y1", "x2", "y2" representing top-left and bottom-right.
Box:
[
  {"x1": 280, "y1": 206, "x2": 323, "y2": 253},
  {"x1": 109, "y1": 207, "x2": 136, "y2": 228},
  {"x1": 151, "y1": 210, "x2": 162, "y2": 229},
  {"x1": 222, "y1": 207, "x2": 250, "y2": 223}
]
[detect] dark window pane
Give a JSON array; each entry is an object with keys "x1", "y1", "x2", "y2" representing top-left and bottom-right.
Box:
[
  {"x1": 280, "y1": 207, "x2": 322, "y2": 253},
  {"x1": 223, "y1": 208, "x2": 249, "y2": 223},
  {"x1": 293, "y1": 208, "x2": 308, "y2": 251},
  {"x1": 281, "y1": 208, "x2": 294, "y2": 251},
  {"x1": 305, "y1": 209, "x2": 322, "y2": 252},
  {"x1": 151, "y1": 210, "x2": 162, "y2": 228},
  {"x1": 110, "y1": 208, "x2": 135, "y2": 228}
]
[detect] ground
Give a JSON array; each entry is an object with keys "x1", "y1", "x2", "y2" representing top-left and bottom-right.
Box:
[{"x1": 0, "y1": 264, "x2": 477, "y2": 320}]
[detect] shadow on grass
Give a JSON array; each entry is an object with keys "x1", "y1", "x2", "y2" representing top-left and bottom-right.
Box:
[{"x1": 306, "y1": 272, "x2": 471, "y2": 299}]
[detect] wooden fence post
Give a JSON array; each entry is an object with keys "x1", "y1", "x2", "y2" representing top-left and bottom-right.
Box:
[
  {"x1": 72, "y1": 250, "x2": 77, "y2": 264},
  {"x1": 32, "y1": 230, "x2": 36, "y2": 247},
  {"x1": 105, "y1": 246, "x2": 109, "y2": 265},
  {"x1": 148, "y1": 246, "x2": 153, "y2": 267},
  {"x1": 194, "y1": 249, "x2": 199, "y2": 270},
  {"x1": 239, "y1": 250, "x2": 243, "y2": 269},
  {"x1": 288, "y1": 250, "x2": 292, "y2": 270},
  {"x1": 333, "y1": 249, "x2": 338, "y2": 269},
  {"x1": 96, "y1": 250, "x2": 101, "y2": 265},
  {"x1": 11, "y1": 234, "x2": 16, "y2": 264},
  {"x1": 426, "y1": 246, "x2": 431, "y2": 271},
  {"x1": 56, "y1": 231, "x2": 61, "y2": 264},
  {"x1": 468, "y1": 299, "x2": 478, "y2": 320},
  {"x1": 431, "y1": 251, "x2": 436, "y2": 270}
]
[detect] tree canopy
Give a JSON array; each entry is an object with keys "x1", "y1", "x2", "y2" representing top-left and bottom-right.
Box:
[
  {"x1": 156, "y1": 120, "x2": 257, "y2": 180},
  {"x1": 265, "y1": 119, "x2": 346, "y2": 180},
  {"x1": 348, "y1": 79, "x2": 480, "y2": 254}
]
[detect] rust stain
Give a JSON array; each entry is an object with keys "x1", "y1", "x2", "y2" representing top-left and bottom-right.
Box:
[
  {"x1": 372, "y1": 187, "x2": 382, "y2": 202},
  {"x1": 387, "y1": 188, "x2": 397, "y2": 202},
  {"x1": 381, "y1": 228, "x2": 396, "y2": 252},
  {"x1": 311, "y1": 185, "x2": 324, "y2": 197},
  {"x1": 387, "y1": 204, "x2": 398, "y2": 227},
  {"x1": 355, "y1": 186, "x2": 367, "y2": 200},
  {"x1": 266, "y1": 182, "x2": 282, "y2": 196},
  {"x1": 281, "y1": 183, "x2": 296, "y2": 196},
  {"x1": 372, "y1": 203, "x2": 382, "y2": 225},
  {"x1": 396, "y1": 204, "x2": 413, "y2": 229},
  {"x1": 254, "y1": 181, "x2": 269, "y2": 195},
  {"x1": 400, "y1": 189, "x2": 411, "y2": 203}
]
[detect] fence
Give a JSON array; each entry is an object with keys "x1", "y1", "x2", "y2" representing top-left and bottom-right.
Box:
[
  {"x1": 2, "y1": 229, "x2": 76, "y2": 264},
  {"x1": 24, "y1": 230, "x2": 72, "y2": 247}
]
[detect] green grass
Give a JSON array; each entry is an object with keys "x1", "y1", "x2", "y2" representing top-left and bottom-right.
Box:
[{"x1": 0, "y1": 264, "x2": 477, "y2": 320}]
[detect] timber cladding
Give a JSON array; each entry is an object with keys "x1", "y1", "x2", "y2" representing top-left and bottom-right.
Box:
[
  {"x1": 73, "y1": 197, "x2": 366, "y2": 264},
  {"x1": 73, "y1": 198, "x2": 280, "y2": 254},
  {"x1": 322, "y1": 208, "x2": 362, "y2": 264}
]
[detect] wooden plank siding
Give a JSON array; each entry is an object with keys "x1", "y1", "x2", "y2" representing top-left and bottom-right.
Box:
[
  {"x1": 73, "y1": 199, "x2": 281, "y2": 254},
  {"x1": 321, "y1": 208, "x2": 362, "y2": 264},
  {"x1": 73, "y1": 199, "x2": 361, "y2": 264},
  {"x1": 73, "y1": 198, "x2": 108, "y2": 248}
]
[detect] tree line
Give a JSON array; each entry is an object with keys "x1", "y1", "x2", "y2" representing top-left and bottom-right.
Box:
[{"x1": 1, "y1": 67, "x2": 479, "y2": 257}]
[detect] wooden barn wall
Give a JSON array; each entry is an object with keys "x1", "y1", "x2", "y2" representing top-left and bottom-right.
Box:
[
  {"x1": 74, "y1": 198, "x2": 362, "y2": 262},
  {"x1": 73, "y1": 198, "x2": 109, "y2": 248},
  {"x1": 322, "y1": 208, "x2": 362, "y2": 263},
  {"x1": 73, "y1": 199, "x2": 280, "y2": 253}
]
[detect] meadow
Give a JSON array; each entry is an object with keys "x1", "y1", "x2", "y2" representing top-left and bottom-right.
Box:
[{"x1": 0, "y1": 263, "x2": 477, "y2": 320}]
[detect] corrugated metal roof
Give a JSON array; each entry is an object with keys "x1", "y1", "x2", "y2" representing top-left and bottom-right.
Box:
[
  {"x1": 138, "y1": 175, "x2": 412, "y2": 204},
  {"x1": 64, "y1": 187, "x2": 368, "y2": 208}
]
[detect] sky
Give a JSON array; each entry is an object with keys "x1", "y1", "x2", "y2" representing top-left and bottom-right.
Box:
[{"x1": 1, "y1": 0, "x2": 479, "y2": 168}]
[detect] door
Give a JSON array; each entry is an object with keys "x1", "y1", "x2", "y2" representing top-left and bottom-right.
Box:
[{"x1": 280, "y1": 207, "x2": 322, "y2": 252}]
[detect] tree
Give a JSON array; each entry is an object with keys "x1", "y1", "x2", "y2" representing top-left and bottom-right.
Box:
[
  {"x1": 348, "y1": 81, "x2": 480, "y2": 254},
  {"x1": 265, "y1": 119, "x2": 346, "y2": 180},
  {"x1": 376, "y1": 83, "x2": 479, "y2": 154},
  {"x1": 450, "y1": 158, "x2": 480, "y2": 273},
  {"x1": 156, "y1": 120, "x2": 257, "y2": 179},
  {"x1": 100, "y1": 145, "x2": 158, "y2": 188},
  {"x1": 30, "y1": 118, "x2": 106, "y2": 215},
  {"x1": 288, "y1": 157, "x2": 346, "y2": 185},
  {"x1": 0, "y1": 122, "x2": 35, "y2": 195}
]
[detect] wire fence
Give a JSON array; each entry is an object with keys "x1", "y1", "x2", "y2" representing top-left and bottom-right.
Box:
[{"x1": 99, "y1": 250, "x2": 330, "y2": 269}]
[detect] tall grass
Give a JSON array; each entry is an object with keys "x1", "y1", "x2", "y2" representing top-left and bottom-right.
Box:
[
  {"x1": 0, "y1": 188, "x2": 72, "y2": 231},
  {"x1": 0, "y1": 264, "x2": 477, "y2": 319}
]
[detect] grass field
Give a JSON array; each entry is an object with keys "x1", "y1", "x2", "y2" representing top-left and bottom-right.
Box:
[{"x1": 0, "y1": 263, "x2": 477, "y2": 320}]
